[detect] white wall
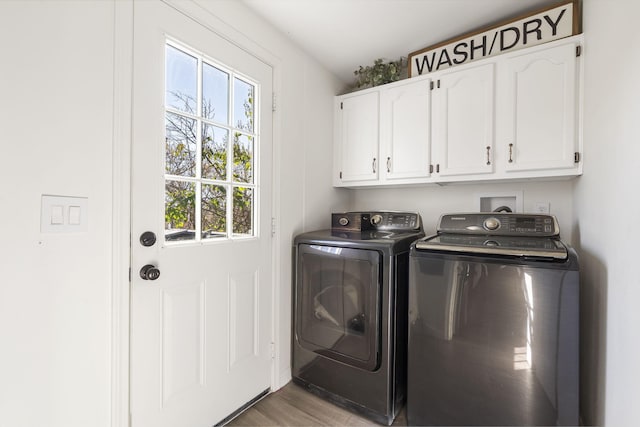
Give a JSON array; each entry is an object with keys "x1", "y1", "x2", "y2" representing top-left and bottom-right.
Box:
[
  {"x1": 0, "y1": 1, "x2": 344, "y2": 425},
  {"x1": 349, "y1": 180, "x2": 575, "y2": 240},
  {"x1": 0, "y1": 1, "x2": 114, "y2": 426},
  {"x1": 574, "y1": 1, "x2": 640, "y2": 425}
]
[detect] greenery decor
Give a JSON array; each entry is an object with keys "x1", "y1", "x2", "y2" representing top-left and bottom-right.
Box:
[{"x1": 353, "y1": 57, "x2": 407, "y2": 90}]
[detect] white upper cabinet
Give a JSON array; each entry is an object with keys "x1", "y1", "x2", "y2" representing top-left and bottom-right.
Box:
[
  {"x1": 432, "y1": 63, "x2": 494, "y2": 178},
  {"x1": 498, "y1": 40, "x2": 579, "y2": 174},
  {"x1": 379, "y1": 79, "x2": 432, "y2": 182},
  {"x1": 333, "y1": 91, "x2": 379, "y2": 184},
  {"x1": 333, "y1": 35, "x2": 583, "y2": 188}
]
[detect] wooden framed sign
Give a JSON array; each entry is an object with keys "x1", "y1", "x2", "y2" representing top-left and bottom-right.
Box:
[{"x1": 409, "y1": 0, "x2": 580, "y2": 77}]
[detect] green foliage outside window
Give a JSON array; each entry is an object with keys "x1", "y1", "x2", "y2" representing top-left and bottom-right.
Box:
[{"x1": 165, "y1": 89, "x2": 255, "y2": 237}]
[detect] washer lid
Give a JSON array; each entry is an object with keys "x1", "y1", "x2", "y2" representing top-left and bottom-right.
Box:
[{"x1": 414, "y1": 234, "x2": 568, "y2": 260}]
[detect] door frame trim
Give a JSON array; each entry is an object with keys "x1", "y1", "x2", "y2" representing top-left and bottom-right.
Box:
[
  {"x1": 111, "y1": 1, "x2": 133, "y2": 426},
  {"x1": 111, "y1": 1, "x2": 284, "y2": 425}
]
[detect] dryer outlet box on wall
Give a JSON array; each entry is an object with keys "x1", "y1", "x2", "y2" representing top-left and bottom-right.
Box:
[{"x1": 476, "y1": 191, "x2": 523, "y2": 213}]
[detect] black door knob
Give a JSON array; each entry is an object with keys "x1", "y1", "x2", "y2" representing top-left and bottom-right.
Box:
[
  {"x1": 140, "y1": 231, "x2": 157, "y2": 247},
  {"x1": 140, "y1": 264, "x2": 160, "y2": 280}
]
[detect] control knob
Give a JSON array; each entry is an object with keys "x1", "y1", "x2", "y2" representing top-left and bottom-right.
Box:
[
  {"x1": 483, "y1": 217, "x2": 500, "y2": 231},
  {"x1": 370, "y1": 214, "x2": 383, "y2": 226},
  {"x1": 338, "y1": 217, "x2": 349, "y2": 226}
]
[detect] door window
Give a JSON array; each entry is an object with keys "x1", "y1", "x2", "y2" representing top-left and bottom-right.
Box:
[{"x1": 164, "y1": 41, "x2": 258, "y2": 243}]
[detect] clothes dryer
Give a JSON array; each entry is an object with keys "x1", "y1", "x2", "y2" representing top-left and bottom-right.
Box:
[{"x1": 293, "y1": 211, "x2": 424, "y2": 425}]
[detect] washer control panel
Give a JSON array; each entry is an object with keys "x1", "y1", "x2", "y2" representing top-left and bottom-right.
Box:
[
  {"x1": 438, "y1": 213, "x2": 560, "y2": 237},
  {"x1": 332, "y1": 211, "x2": 422, "y2": 232}
]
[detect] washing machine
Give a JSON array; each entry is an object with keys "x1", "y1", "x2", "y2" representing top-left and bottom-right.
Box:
[
  {"x1": 292, "y1": 211, "x2": 424, "y2": 425},
  {"x1": 407, "y1": 213, "x2": 579, "y2": 426}
]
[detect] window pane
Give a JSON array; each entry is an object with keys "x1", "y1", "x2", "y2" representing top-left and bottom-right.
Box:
[
  {"x1": 166, "y1": 112, "x2": 197, "y2": 177},
  {"x1": 202, "y1": 124, "x2": 228, "y2": 180},
  {"x1": 202, "y1": 185, "x2": 227, "y2": 239},
  {"x1": 202, "y1": 63, "x2": 229, "y2": 124},
  {"x1": 233, "y1": 78, "x2": 254, "y2": 132},
  {"x1": 233, "y1": 133, "x2": 253, "y2": 183},
  {"x1": 233, "y1": 187, "x2": 253, "y2": 236},
  {"x1": 165, "y1": 180, "x2": 196, "y2": 241},
  {"x1": 166, "y1": 45, "x2": 197, "y2": 113},
  {"x1": 164, "y1": 41, "x2": 259, "y2": 243}
]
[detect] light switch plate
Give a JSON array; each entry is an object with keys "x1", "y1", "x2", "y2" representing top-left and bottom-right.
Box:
[{"x1": 41, "y1": 195, "x2": 88, "y2": 233}]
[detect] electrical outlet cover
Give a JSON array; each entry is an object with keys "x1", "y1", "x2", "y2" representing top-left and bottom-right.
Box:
[{"x1": 534, "y1": 202, "x2": 550, "y2": 214}]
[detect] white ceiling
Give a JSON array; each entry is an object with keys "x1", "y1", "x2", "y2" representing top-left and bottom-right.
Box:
[{"x1": 242, "y1": 0, "x2": 559, "y2": 85}]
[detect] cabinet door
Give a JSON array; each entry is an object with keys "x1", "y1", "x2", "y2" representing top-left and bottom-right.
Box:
[
  {"x1": 433, "y1": 63, "x2": 494, "y2": 177},
  {"x1": 334, "y1": 92, "x2": 379, "y2": 183},
  {"x1": 380, "y1": 79, "x2": 431, "y2": 181},
  {"x1": 501, "y1": 42, "x2": 577, "y2": 172}
]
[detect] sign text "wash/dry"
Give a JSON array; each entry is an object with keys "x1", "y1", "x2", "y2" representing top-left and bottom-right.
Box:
[{"x1": 409, "y1": 2, "x2": 576, "y2": 77}]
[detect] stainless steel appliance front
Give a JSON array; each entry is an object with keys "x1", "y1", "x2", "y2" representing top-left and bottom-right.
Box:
[{"x1": 407, "y1": 213, "x2": 580, "y2": 426}]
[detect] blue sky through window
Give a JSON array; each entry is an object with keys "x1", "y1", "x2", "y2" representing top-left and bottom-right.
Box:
[{"x1": 165, "y1": 45, "x2": 197, "y2": 113}]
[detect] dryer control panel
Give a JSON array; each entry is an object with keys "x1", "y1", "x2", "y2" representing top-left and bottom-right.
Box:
[
  {"x1": 437, "y1": 213, "x2": 560, "y2": 237},
  {"x1": 332, "y1": 211, "x2": 421, "y2": 232}
]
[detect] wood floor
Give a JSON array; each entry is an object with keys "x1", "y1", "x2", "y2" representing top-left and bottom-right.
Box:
[{"x1": 226, "y1": 382, "x2": 407, "y2": 426}]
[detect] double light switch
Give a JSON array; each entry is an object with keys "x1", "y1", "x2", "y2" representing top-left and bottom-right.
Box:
[{"x1": 41, "y1": 195, "x2": 88, "y2": 233}]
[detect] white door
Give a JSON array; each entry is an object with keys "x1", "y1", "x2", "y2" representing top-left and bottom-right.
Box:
[
  {"x1": 433, "y1": 63, "x2": 495, "y2": 177},
  {"x1": 130, "y1": 2, "x2": 273, "y2": 426},
  {"x1": 500, "y1": 42, "x2": 577, "y2": 172},
  {"x1": 334, "y1": 91, "x2": 379, "y2": 184},
  {"x1": 380, "y1": 79, "x2": 432, "y2": 182}
]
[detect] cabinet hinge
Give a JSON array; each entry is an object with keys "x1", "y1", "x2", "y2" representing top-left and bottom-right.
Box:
[
  {"x1": 271, "y1": 217, "x2": 276, "y2": 236},
  {"x1": 574, "y1": 152, "x2": 581, "y2": 163},
  {"x1": 429, "y1": 164, "x2": 434, "y2": 173},
  {"x1": 270, "y1": 342, "x2": 276, "y2": 359},
  {"x1": 576, "y1": 45, "x2": 582, "y2": 57},
  {"x1": 340, "y1": 102, "x2": 343, "y2": 110},
  {"x1": 272, "y1": 92, "x2": 277, "y2": 112}
]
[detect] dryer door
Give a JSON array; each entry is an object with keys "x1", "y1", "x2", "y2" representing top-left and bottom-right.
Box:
[{"x1": 296, "y1": 244, "x2": 381, "y2": 371}]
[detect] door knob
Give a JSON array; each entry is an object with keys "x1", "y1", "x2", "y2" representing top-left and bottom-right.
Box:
[
  {"x1": 140, "y1": 231, "x2": 157, "y2": 247},
  {"x1": 140, "y1": 264, "x2": 160, "y2": 280}
]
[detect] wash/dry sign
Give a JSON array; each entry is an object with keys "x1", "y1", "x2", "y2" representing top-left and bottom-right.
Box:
[{"x1": 409, "y1": 0, "x2": 579, "y2": 77}]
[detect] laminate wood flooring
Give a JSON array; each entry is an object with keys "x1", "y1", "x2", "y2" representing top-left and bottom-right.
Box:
[{"x1": 226, "y1": 382, "x2": 407, "y2": 427}]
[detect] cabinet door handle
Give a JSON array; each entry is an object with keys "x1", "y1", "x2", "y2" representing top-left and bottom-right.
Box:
[
  {"x1": 508, "y1": 143, "x2": 514, "y2": 163},
  {"x1": 436, "y1": 164, "x2": 440, "y2": 173},
  {"x1": 372, "y1": 157, "x2": 377, "y2": 173},
  {"x1": 486, "y1": 146, "x2": 491, "y2": 165},
  {"x1": 386, "y1": 157, "x2": 391, "y2": 173}
]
